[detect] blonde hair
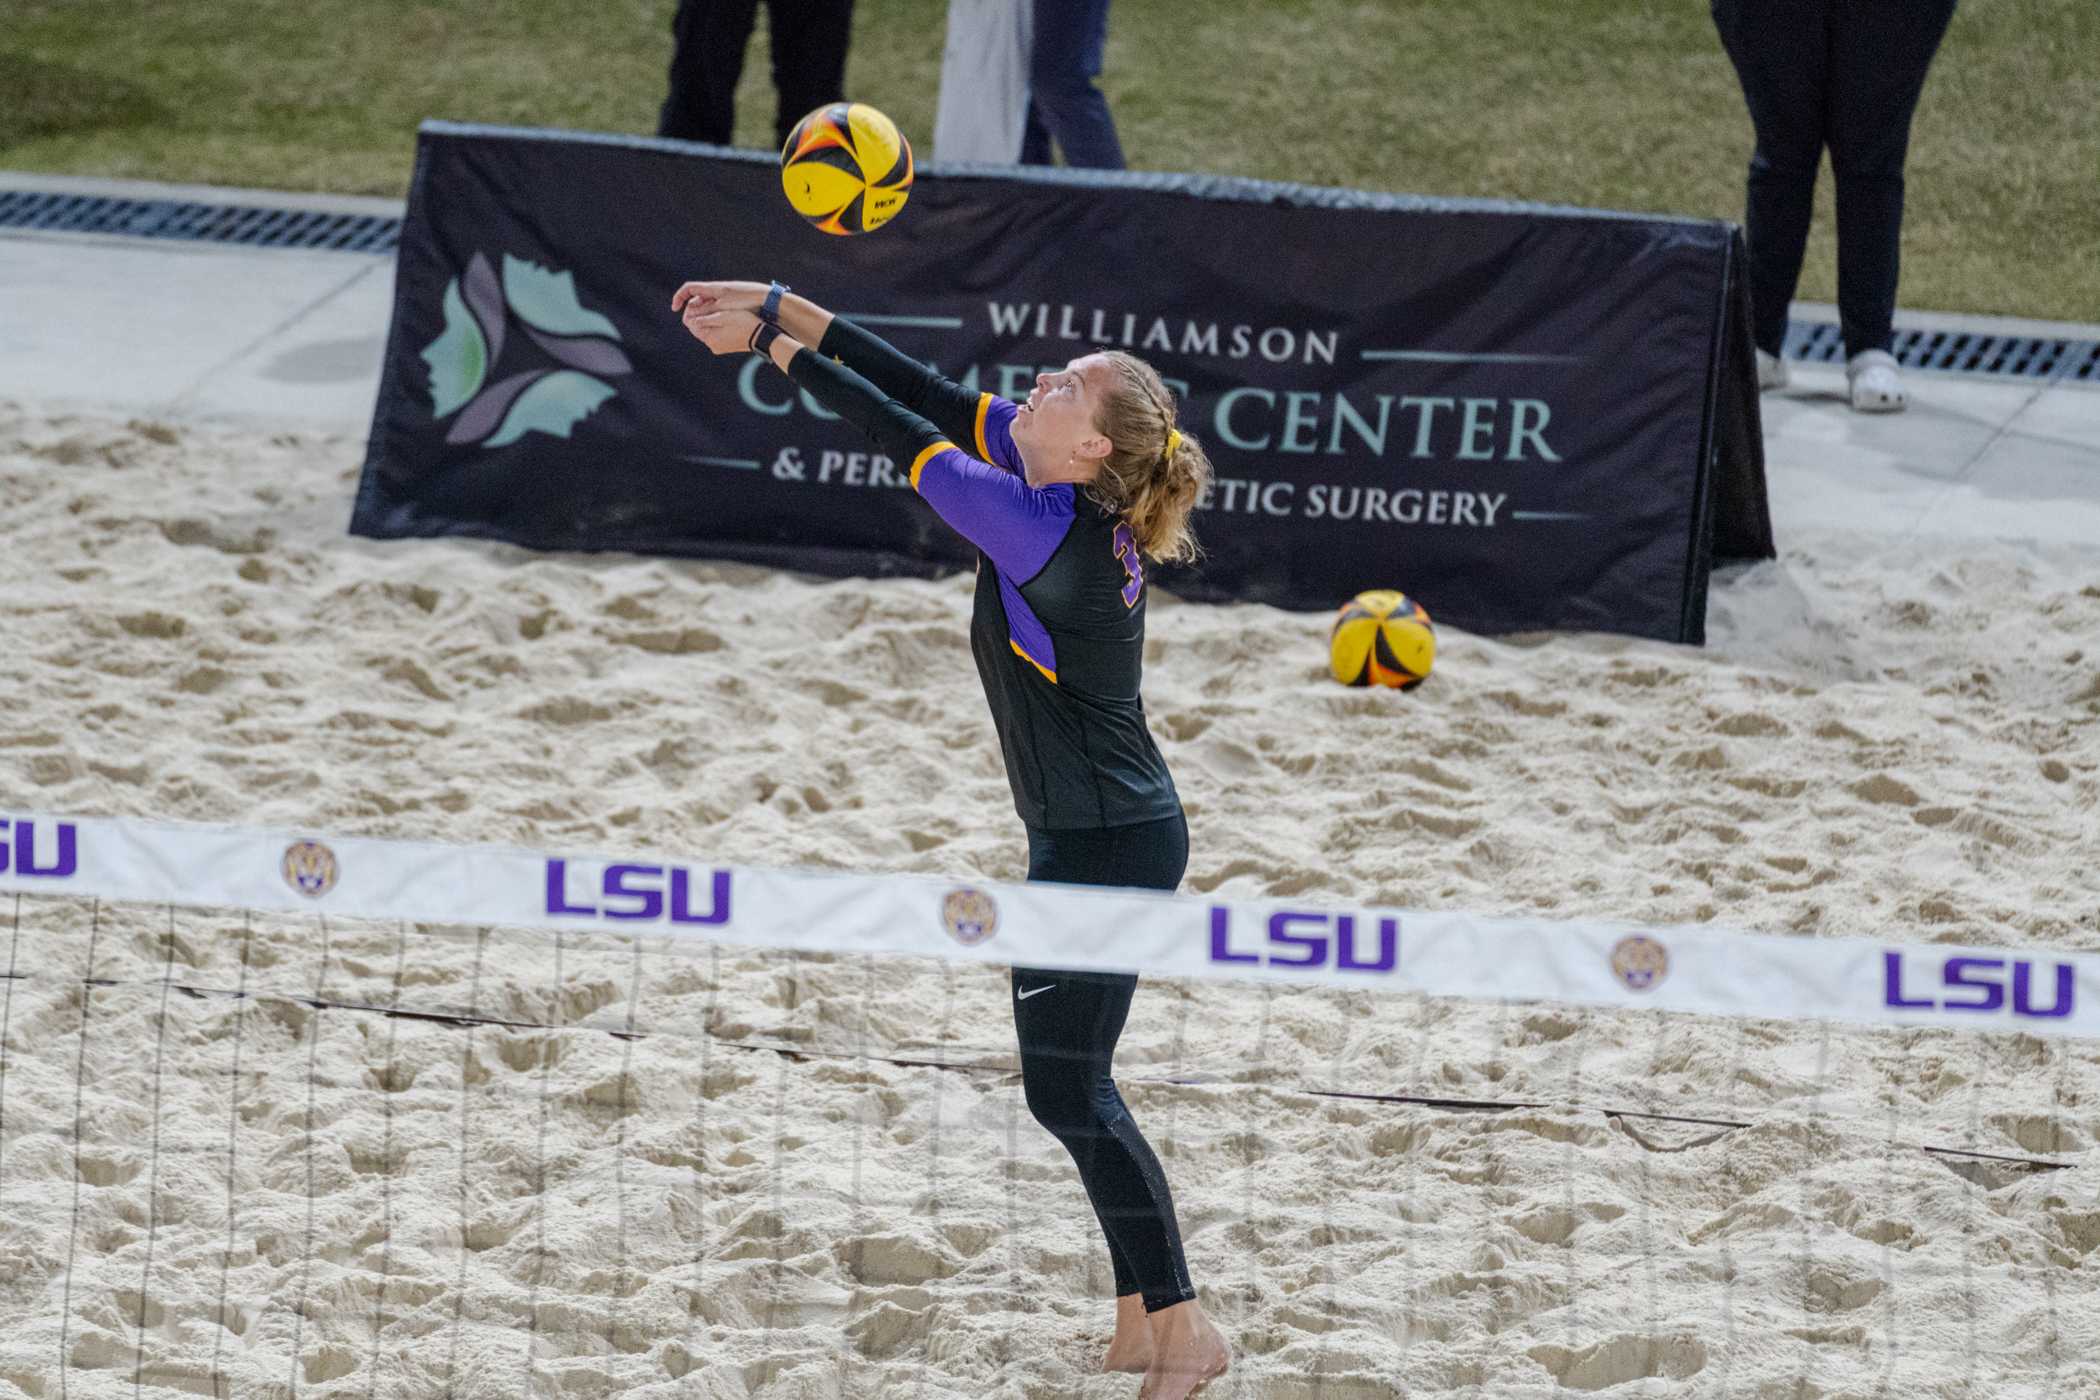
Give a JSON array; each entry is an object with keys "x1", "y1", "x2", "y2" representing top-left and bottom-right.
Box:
[{"x1": 1084, "y1": 350, "x2": 1210, "y2": 565}]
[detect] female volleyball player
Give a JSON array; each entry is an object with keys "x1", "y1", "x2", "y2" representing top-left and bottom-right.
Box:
[{"x1": 674, "y1": 278, "x2": 1230, "y2": 1400}]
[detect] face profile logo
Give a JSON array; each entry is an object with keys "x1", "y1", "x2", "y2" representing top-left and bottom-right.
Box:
[
  {"x1": 1610, "y1": 934, "x2": 1669, "y2": 992},
  {"x1": 282, "y1": 841, "x2": 340, "y2": 900},
  {"x1": 420, "y1": 251, "x2": 632, "y2": 449},
  {"x1": 940, "y1": 888, "x2": 999, "y2": 946}
]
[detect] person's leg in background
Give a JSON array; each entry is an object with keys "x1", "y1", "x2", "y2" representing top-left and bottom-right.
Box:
[
  {"x1": 1827, "y1": 0, "x2": 1958, "y2": 409},
  {"x1": 764, "y1": 0, "x2": 856, "y2": 151},
  {"x1": 1019, "y1": 0, "x2": 1125, "y2": 169},
  {"x1": 1712, "y1": 0, "x2": 1833, "y2": 385},
  {"x1": 1018, "y1": 92, "x2": 1052, "y2": 165},
  {"x1": 658, "y1": 0, "x2": 765, "y2": 143}
]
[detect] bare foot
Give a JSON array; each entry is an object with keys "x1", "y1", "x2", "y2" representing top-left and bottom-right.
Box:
[
  {"x1": 1139, "y1": 1300, "x2": 1230, "y2": 1400},
  {"x1": 1102, "y1": 1293, "x2": 1154, "y2": 1373}
]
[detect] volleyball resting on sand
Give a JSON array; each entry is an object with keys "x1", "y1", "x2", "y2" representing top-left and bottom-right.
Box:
[{"x1": 3, "y1": 7, "x2": 2100, "y2": 1398}]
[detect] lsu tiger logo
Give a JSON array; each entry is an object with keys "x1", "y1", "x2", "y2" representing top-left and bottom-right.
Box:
[
  {"x1": 1609, "y1": 934, "x2": 1669, "y2": 992},
  {"x1": 282, "y1": 841, "x2": 340, "y2": 899},
  {"x1": 940, "y1": 888, "x2": 999, "y2": 946}
]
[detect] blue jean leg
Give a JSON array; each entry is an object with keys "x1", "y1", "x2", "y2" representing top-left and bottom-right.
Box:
[{"x1": 1020, "y1": 0, "x2": 1125, "y2": 169}]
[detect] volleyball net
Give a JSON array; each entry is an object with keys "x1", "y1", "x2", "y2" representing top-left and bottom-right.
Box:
[{"x1": 1, "y1": 810, "x2": 2093, "y2": 1397}]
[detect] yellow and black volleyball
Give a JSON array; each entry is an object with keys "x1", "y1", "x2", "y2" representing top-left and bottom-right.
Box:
[
  {"x1": 780, "y1": 102, "x2": 914, "y2": 236},
  {"x1": 1329, "y1": 590, "x2": 1436, "y2": 689}
]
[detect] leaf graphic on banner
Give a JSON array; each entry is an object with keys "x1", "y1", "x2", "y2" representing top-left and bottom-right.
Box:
[
  {"x1": 462, "y1": 251, "x2": 506, "y2": 368},
  {"x1": 524, "y1": 324, "x2": 634, "y2": 377},
  {"x1": 485, "y1": 370, "x2": 616, "y2": 448},
  {"x1": 422, "y1": 278, "x2": 487, "y2": 419},
  {"x1": 446, "y1": 369, "x2": 549, "y2": 446},
  {"x1": 501, "y1": 255, "x2": 621, "y2": 341}
]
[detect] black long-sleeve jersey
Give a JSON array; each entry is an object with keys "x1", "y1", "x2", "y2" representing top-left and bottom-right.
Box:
[{"x1": 783, "y1": 318, "x2": 1181, "y2": 830}]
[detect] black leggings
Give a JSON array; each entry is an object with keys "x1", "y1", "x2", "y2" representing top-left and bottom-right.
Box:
[
  {"x1": 1712, "y1": 0, "x2": 1957, "y2": 357},
  {"x1": 656, "y1": 0, "x2": 855, "y2": 149},
  {"x1": 1011, "y1": 811, "x2": 1195, "y2": 1313}
]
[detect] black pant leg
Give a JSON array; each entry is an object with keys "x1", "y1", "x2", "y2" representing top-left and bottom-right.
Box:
[
  {"x1": 764, "y1": 0, "x2": 856, "y2": 151},
  {"x1": 1013, "y1": 813, "x2": 1193, "y2": 1310},
  {"x1": 1712, "y1": 0, "x2": 1834, "y2": 355},
  {"x1": 1021, "y1": 0, "x2": 1125, "y2": 169},
  {"x1": 1827, "y1": 0, "x2": 1958, "y2": 356},
  {"x1": 658, "y1": 0, "x2": 764, "y2": 143},
  {"x1": 1019, "y1": 99, "x2": 1053, "y2": 166},
  {"x1": 1011, "y1": 967, "x2": 1146, "y2": 1300}
]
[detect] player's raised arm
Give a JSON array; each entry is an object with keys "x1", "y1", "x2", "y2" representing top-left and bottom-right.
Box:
[
  {"x1": 676, "y1": 300, "x2": 935, "y2": 458},
  {"x1": 672, "y1": 278, "x2": 990, "y2": 459},
  {"x1": 678, "y1": 302, "x2": 1051, "y2": 573},
  {"x1": 672, "y1": 280, "x2": 833, "y2": 351}
]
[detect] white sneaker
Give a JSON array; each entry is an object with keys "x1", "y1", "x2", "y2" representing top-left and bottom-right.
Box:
[
  {"x1": 1756, "y1": 348, "x2": 1790, "y2": 391},
  {"x1": 1846, "y1": 349, "x2": 1906, "y2": 413}
]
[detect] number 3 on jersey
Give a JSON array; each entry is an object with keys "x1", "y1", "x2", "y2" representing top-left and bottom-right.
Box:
[{"x1": 1111, "y1": 521, "x2": 1144, "y2": 608}]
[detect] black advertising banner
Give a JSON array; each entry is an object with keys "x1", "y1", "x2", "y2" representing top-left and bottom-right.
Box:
[{"x1": 355, "y1": 122, "x2": 1773, "y2": 643}]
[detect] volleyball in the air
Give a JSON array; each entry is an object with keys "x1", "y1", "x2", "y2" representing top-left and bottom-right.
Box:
[
  {"x1": 780, "y1": 102, "x2": 915, "y2": 236},
  {"x1": 1329, "y1": 590, "x2": 1436, "y2": 689}
]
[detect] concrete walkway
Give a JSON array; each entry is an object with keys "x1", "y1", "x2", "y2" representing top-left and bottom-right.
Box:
[{"x1": 2, "y1": 170, "x2": 2096, "y2": 550}]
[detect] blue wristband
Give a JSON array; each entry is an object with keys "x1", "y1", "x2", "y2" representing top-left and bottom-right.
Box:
[{"x1": 761, "y1": 281, "x2": 789, "y2": 323}]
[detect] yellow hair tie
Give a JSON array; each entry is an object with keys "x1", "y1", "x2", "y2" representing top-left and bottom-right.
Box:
[{"x1": 1164, "y1": 428, "x2": 1183, "y2": 463}]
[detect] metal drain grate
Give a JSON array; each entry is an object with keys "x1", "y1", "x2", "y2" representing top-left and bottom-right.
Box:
[
  {"x1": 1783, "y1": 318, "x2": 2098, "y2": 382},
  {"x1": 0, "y1": 190, "x2": 400, "y2": 254},
  {"x1": 2072, "y1": 342, "x2": 2100, "y2": 385},
  {"x1": 4, "y1": 187, "x2": 2096, "y2": 385}
]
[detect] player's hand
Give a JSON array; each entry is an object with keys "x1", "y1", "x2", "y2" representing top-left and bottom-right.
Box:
[
  {"x1": 680, "y1": 306, "x2": 762, "y2": 356},
  {"x1": 671, "y1": 280, "x2": 768, "y2": 316}
]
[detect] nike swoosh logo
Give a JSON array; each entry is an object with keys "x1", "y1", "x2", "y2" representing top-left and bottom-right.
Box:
[{"x1": 1016, "y1": 984, "x2": 1055, "y2": 1000}]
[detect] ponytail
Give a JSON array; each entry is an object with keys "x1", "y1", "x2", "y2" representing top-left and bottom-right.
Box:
[{"x1": 1086, "y1": 351, "x2": 1210, "y2": 564}]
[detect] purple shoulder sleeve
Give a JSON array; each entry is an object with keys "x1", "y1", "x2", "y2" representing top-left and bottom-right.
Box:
[
  {"x1": 909, "y1": 441, "x2": 1074, "y2": 583},
  {"x1": 973, "y1": 393, "x2": 1024, "y2": 474}
]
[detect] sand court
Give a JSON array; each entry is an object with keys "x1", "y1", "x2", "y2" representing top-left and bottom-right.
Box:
[
  {"x1": 4, "y1": 161, "x2": 2100, "y2": 1400},
  {"x1": 2, "y1": 381, "x2": 2098, "y2": 1395}
]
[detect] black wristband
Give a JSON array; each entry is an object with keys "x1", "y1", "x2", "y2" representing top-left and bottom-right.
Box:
[
  {"x1": 761, "y1": 281, "x2": 789, "y2": 323},
  {"x1": 748, "y1": 320, "x2": 783, "y2": 359}
]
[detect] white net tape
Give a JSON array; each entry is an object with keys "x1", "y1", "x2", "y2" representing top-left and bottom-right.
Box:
[{"x1": 1, "y1": 812, "x2": 2097, "y2": 1397}]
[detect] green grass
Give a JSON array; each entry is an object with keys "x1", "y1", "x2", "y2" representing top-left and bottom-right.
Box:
[{"x1": 5, "y1": 0, "x2": 2096, "y2": 320}]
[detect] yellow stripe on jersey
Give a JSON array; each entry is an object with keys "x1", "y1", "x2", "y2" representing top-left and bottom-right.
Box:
[
  {"x1": 974, "y1": 392, "x2": 994, "y2": 462},
  {"x1": 909, "y1": 440, "x2": 955, "y2": 491},
  {"x1": 1010, "y1": 639, "x2": 1057, "y2": 684}
]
